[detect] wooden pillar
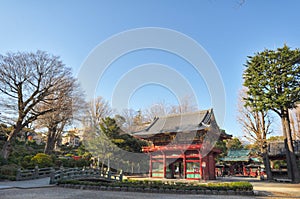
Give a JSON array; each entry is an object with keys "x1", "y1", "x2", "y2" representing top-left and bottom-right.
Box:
[
  {"x1": 199, "y1": 150, "x2": 203, "y2": 180},
  {"x1": 149, "y1": 153, "x2": 152, "y2": 177},
  {"x1": 183, "y1": 152, "x2": 186, "y2": 179},
  {"x1": 163, "y1": 152, "x2": 166, "y2": 178}
]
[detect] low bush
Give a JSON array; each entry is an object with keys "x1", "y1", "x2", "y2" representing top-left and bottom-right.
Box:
[
  {"x1": 0, "y1": 164, "x2": 18, "y2": 180},
  {"x1": 20, "y1": 155, "x2": 34, "y2": 169},
  {"x1": 31, "y1": 153, "x2": 53, "y2": 168},
  {"x1": 58, "y1": 157, "x2": 91, "y2": 168}
]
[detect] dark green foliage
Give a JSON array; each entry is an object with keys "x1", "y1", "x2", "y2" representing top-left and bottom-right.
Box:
[
  {"x1": 7, "y1": 140, "x2": 44, "y2": 166},
  {"x1": 243, "y1": 45, "x2": 300, "y2": 113},
  {"x1": 100, "y1": 117, "x2": 148, "y2": 153},
  {"x1": 0, "y1": 155, "x2": 8, "y2": 166},
  {"x1": 0, "y1": 164, "x2": 18, "y2": 180},
  {"x1": 20, "y1": 155, "x2": 34, "y2": 168},
  {"x1": 226, "y1": 137, "x2": 244, "y2": 150},
  {"x1": 243, "y1": 45, "x2": 300, "y2": 182},
  {"x1": 58, "y1": 157, "x2": 91, "y2": 168},
  {"x1": 215, "y1": 140, "x2": 227, "y2": 160}
]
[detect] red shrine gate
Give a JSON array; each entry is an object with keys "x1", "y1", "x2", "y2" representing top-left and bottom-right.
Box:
[
  {"x1": 134, "y1": 109, "x2": 231, "y2": 180},
  {"x1": 143, "y1": 144, "x2": 220, "y2": 180}
]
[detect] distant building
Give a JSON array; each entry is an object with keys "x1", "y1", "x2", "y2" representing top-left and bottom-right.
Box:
[
  {"x1": 268, "y1": 140, "x2": 300, "y2": 159},
  {"x1": 220, "y1": 149, "x2": 261, "y2": 177},
  {"x1": 61, "y1": 128, "x2": 84, "y2": 147},
  {"x1": 27, "y1": 132, "x2": 44, "y2": 145}
]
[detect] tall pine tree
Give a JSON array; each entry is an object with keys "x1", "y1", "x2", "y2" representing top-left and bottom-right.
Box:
[{"x1": 243, "y1": 45, "x2": 300, "y2": 182}]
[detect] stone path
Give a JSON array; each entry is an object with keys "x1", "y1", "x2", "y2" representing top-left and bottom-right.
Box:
[{"x1": 0, "y1": 177, "x2": 52, "y2": 189}]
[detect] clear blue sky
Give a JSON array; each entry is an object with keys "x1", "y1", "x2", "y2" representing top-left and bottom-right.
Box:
[{"x1": 0, "y1": 0, "x2": 299, "y2": 137}]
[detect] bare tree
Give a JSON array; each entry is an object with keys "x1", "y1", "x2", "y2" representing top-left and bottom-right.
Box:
[
  {"x1": 83, "y1": 96, "x2": 113, "y2": 128},
  {"x1": 0, "y1": 51, "x2": 73, "y2": 159},
  {"x1": 36, "y1": 79, "x2": 86, "y2": 154},
  {"x1": 237, "y1": 88, "x2": 273, "y2": 180},
  {"x1": 144, "y1": 101, "x2": 169, "y2": 121},
  {"x1": 144, "y1": 96, "x2": 197, "y2": 121},
  {"x1": 169, "y1": 95, "x2": 197, "y2": 114},
  {"x1": 117, "y1": 108, "x2": 144, "y2": 132}
]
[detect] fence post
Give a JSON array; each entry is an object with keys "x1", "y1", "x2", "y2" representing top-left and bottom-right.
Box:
[
  {"x1": 16, "y1": 168, "x2": 21, "y2": 181},
  {"x1": 107, "y1": 169, "x2": 111, "y2": 180},
  {"x1": 60, "y1": 166, "x2": 64, "y2": 181},
  {"x1": 34, "y1": 166, "x2": 39, "y2": 179},
  {"x1": 49, "y1": 167, "x2": 55, "y2": 184},
  {"x1": 119, "y1": 170, "x2": 123, "y2": 182}
]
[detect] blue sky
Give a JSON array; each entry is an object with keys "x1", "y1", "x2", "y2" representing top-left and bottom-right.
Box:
[{"x1": 0, "y1": 0, "x2": 299, "y2": 137}]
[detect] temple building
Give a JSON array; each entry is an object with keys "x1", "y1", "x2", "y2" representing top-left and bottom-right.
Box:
[
  {"x1": 219, "y1": 149, "x2": 261, "y2": 177},
  {"x1": 133, "y1": 109, "x2": 231, "y2": 180}
]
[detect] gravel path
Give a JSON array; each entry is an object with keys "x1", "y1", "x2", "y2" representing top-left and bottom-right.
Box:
[{"x1": 0, "y1": 187, "x2": 260, "y2": 199}]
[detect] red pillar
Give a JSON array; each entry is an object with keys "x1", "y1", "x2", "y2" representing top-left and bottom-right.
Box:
[
  {"x1": 183, "y1": 152, "x2": 186, "y2": 179},
  {"x1": 149, "y1": 153, "x2": 152, "y2": 177},
  {"x1": 163, "y1": 152, "x2": 166, "y2": 178},
  {"x1": 199, "y1": 150, "x2": 203, "y2": 180}
]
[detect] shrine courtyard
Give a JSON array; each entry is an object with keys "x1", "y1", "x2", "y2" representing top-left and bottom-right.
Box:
[{"x1": 1, "y1": 176, "x2": 300, "y2": 198}]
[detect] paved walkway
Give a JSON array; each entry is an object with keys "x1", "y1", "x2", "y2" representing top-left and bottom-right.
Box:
[
  {"x1": 252, "y1": 181, "x2": 300, "y2": 198},
  {"x1": 1, "y1": 176, "x2": 300, "y2": 198},
  {"x1": 0, "y1": 187, "x2": 260, "y2": 199},
  {"x1": 0, "y1": 177, "x2": 52, "y2": 189}
]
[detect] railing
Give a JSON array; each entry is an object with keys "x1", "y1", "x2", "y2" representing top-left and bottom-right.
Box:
[
  {"x1": 49, "y1": 167, "x2": 123, "y2": 184},
  {"x1": 16, "y1": 166, "x2": 54, "y2": 181},
  {"x1": 16, "y1": 166, "x2": 123, "y2": 184}
]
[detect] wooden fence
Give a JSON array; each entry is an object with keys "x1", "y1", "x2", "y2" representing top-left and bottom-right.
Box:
[
  {"x1": 49, "y1": 167, "x2": 123, "y2": 184},
  {"x1": 16, "y1": 166, "x2": 54, "y2": 181},
  {"x1": 16, "y1": 166, "x2": 123, "y2": 184}
]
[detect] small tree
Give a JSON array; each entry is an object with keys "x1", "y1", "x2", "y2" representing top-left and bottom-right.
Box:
[
  {"x1": 238, "y1": 89, "x2": 273, "y2": 180},
  {"x1": 243, "y1": 45, "x2": 300, "y2": 182}
]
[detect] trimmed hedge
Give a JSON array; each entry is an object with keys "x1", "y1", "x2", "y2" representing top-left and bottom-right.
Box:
[{"x1": 58, "y1": 179, "x2": 253, "y2": 191}]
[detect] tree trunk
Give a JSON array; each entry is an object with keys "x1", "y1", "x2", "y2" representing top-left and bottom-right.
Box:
[
  {"x1": 44, "y1": 135, "x2": 56, "y2": 155},
  {"x1": 1, "y1": 122, "x2": 22, "y2": 159},
  {"x1": 44, "y1": 128, "x2": 57, "y2": 155},
  {"x1": 284, "y1": 114, "x2": 300, "y2": 182},
  {"x1": 281, "y1": 117, "x2": 294, "y2": 180},
  {"x1": 261, "y1": 147, "x2": 273, "y2": 181}
]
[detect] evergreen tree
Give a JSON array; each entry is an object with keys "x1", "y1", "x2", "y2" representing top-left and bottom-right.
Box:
[{"x1": 243, "y1": 45, "x2": 300, "y2": 182}]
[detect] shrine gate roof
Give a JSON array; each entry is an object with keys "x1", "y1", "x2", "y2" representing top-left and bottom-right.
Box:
[
  {"x1": 220, "y1": 149, "x2": 257, "y2": 162},
  {"x1": 133, "y1": 109, "x2": 217, "y2": 138}
]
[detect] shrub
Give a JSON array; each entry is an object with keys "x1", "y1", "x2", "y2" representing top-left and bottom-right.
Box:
[
  {"x1": 0, "y1": 164, "x2": 18, "y2": 176},
  {"x1": 20, "y1": 155, "x2": 34, "y2": 169},
  {"x1": 0, "y1": 164, "x2": 18, "y2": 180},
  {"x1": 0, "y1": 156, "x2": 8, "y2": 166},
  {"x1": 31, "y1": 153, "x2": 53, "y2": 168}
]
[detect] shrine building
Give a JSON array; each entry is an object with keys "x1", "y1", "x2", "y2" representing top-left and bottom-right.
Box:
[{"x1": 133, "y1": 109, "x2": 231, "y2": 180}]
